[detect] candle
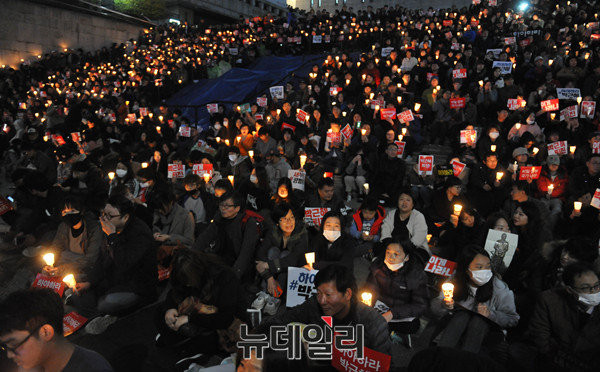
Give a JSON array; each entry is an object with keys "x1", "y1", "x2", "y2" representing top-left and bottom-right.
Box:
[
  {"x1": 550, "y1": 113, "x2": 556, "y2": 120},
  {"x1": 364, "y1": 183, "x2": 369, "y2": 194},
  {"x1": 62, "y1": 274, "x2": 76, "y2": 289},
  {"x1": 228, "y1": 175, "x2": 234, "y2": 185},
  {"x1": 442, "y1": 282, "x2": 454, "y2": 301},
  {"x1": 236, "y1": 136, "x2": 241, "y2": 143},
  {"x1": 398, "y1": 135, "x2": 404, "y2": 141},
  {"x1": 248, "y1": 150, "x2": 254, "y2": 159},
  {"x1": 108, "y1": 172, "x2": 115, "y2": 181},
  {"x1": 216, "y1": 137, "x2": 221, "y2": 143},
  {"x1": 361, "y1": 292, "x2": 372, "y2": 306},
  {"x1": 496, "y1": 172, "x2": 504, "y2": 181},
  {"x1": 141, "y1": 162, "x2": 149, "y2": 168},
  {"x1": 156, "y1": 126, "x2": 161, "y2": 133},
  {"x1": 453, "y1": 204, "x2": 463, "y2": 216},
  {"x1": 375, "y1": 105, "x2": 380, "y2": 112},
  {"x1": 491, "y1": 145, "x2": 497, "y2": 152},
  {"x1": 203, "y1": 173, "x2": 211, "y2": 183},
  {"x1": 515, "y1": 123, "x2": 521, "y2": 130},
  {"x1": 548, "y1": 59, "x2": 553, "y2": 66},
  {"x1": 305, "y1": 252, "x2": 315, "y2": 270},
  {"x1": 43, "y1": 253, "x2": 55, "y2": 267},
  {"x1": 426, "y1": 234, "x2": 432, "y2": 243},
  {"x1": 574, "y1": 201, "x2": 583, "y2": 212},
  {"x1": 397, "y1": 96, "x2": 402, "y2": 104},
  {"x1": 414, "y1": 103, "x2": 421, "y2": 112},
  {"x1": 300, "y1": 154, "x2": 307, "y2": 168},
  {"x1": 361, "y1": 129, "x2": 367, "y2": 135},
  {"x1": 547, "y1": 184, "x2": 554, "y2": 195},
  {"x1": 570, "y1": 146, "x2": 576, "y2": 154},
  {"x1": 225, "y1": 139, "x2": 230, "y2": 146},
  {"x1": 532, "y1": 147, "x2": 539, "y2": 155},
  {"x1": 402, "y1": 127, "x2": 407, "y2": 135},
  {"x1": 479, "y1": 80, "x2": 484, "y2": 87}
]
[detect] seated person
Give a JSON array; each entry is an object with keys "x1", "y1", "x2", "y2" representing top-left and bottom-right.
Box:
[
  {"x1": 182, "y1": 174, "x2": 207, "y2": 234},
  {"x1": 256, "y1": 265, "x2": 395, "y2": 365},
  {"x1": 364, "y1": 240, "x2": 428, "y2": 340},
  {"x1": 71, "y1": 195, "x2": 157, "y2": 331},
  {"x1": 148, "y1": 185, "x2": 195, "y2": 248},
  {"x1": 193, "y1": 191, "x2": 261, "y2": 283},
  {"x1": 431, "y1": 245, "x2": 519, "y2": 354},
  {"x1": 348, "y1": 197, "x2": 386, "y2": 259},
  {"x1": 156, "y1": 249, "x2": 244, "y2": 364},
  {"x1": 307, "y1": 211, "x2": 356, "y2": 271},
  {"x1": 255, "y1": 203, "x2": 308, "y2": 299},
  {"x1": 43, "y1": 196, "x2": 103, "y2": 278},
  {"x1": 380, "y1": 190, "x2": 430, "y2": 255},
  {"x1": 0, "y1": 289, "x2": 114, "y2": 371},
  {"x1": 525, "y1": 262, "x2": 600, "y2": 371},
  {"x1": 538, "y1": 237, "x2": 599, "y2": 291}
]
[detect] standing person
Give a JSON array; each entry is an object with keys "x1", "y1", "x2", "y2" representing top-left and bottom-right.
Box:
[
  {"x1": 71, "y1": 194, "x2": 157, "y2": 334},
  {"x1": 0, "y1": 289, "x2": 114, "y2": 371}
]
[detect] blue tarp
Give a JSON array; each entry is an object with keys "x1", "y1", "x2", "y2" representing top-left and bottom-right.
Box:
[{"x1": 166, "y1": 54, "x2": 326, "y2": 128}]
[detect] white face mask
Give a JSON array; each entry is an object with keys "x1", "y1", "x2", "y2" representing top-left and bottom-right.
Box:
[
  {"x1": 489, "y1": 131, "x2": 500, "y2": 139},
  {"x1": 470, "y1": 269, "x2": 493, "y2": 286},
  {"x1": 250, "y1": 174, "x2": 258, "y2": 184},
  {"x1": 384, "y1": 259, "x2": 405, "y2": 271},
  {"x1": 323, "y1": 229, "x2": 341, "y2": 242},
  {"x1": 578, "y1": 292, "x2": 600, "y2": 307},
  {"x1": 228, "y1": 154, "x2": 238, "y2": 162},
  {"x1": 140, "y1": 182, "x2": 150, "y2": 188},
  {"x1": 116, "y1": 169, "x2": 127, "y2": 178}
]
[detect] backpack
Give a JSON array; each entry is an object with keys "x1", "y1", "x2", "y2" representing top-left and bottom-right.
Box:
[{"x1": 241, "y1": 209, "x2": 266, "y2": 242}]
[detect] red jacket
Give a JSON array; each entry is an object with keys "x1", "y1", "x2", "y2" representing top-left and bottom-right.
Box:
[
  {"x1": 352, "y1": 205, "x2": 386, "y2": 236},
  {"x1": 536, "y1": 168, "x2": 568, "y2": 200}
]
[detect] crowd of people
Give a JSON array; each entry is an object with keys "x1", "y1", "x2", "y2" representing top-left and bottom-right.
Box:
[{"x1": 1, "y1": 0, "x2": 600, "y2": 370}]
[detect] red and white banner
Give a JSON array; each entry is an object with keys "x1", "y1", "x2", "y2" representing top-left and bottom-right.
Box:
[
  {"x1": 450, "y1": 98, "x2": 466, "y2": 109},
  {"x1": 167, "y1": 164, "x2": 185, "y2": 179},
  {"x1": 394, "y1": 141, "x2": 406, "y2": 157},
  {"x1": 593, "y1": 140, "x2": 600, "y2": 154},
  {"x1": 192, "y1": 163, "x2": 213, "y2": 177},
  {"x1": 70, "y1": 132, "x2": 81, "y2": 142},
  {"x1": 179, "y1": 126, "x2": 191, "y2": 137},
  {"x1": 424, "y1": 255, "x2": 457, "y2": 277},
  {"x1": 541, "y1": 99, "x2": 559, "y2": 112},
  {"x1": 460, "y1": 129, "x2": 477, "y2": 145},
  {"x1": 504, "y1": 36, "x2": 516, "y2": 44},
  {"x1": 341, "y1": 124, "x2": 353, "y2": 140},
  {"x1": 452, "y1": 69, "x2": 467, "y2": 79},
  {"x1": 31, "y1": 274, "x2": 66, "y2": 297},
  {"x1": 329, "y1": 87, "x2": 342, "y2": 96},
  {"x1": 418, "y1": 155, "x2": 434, "y2": 175},
  {"x1": 398, "y1": 110, "x2": 414, "y2": 123},
  {"x1": 547, "y1": 141, "x2": 567, "y2": 155},
  {"x1": 560, "y1": 105, "x2": 578, "y2": 120},
  {"x1": 331, "y1": 343, "x2": 391, "y2": 372},
  {"x1": 296, "y1": 109, "x2": 308, "y2": 123},
  {"x1": 288, "y1": 169, "x2": 306, "y2": 191},
  {"x1": 443, "y1": 20, "x2": 453, "y2": 27},
  {"x1": 507, "y1": 98, "x2": 526, "y2": 110},
  {"x1": 63, "y1": 312, "x2": 88, "y2": 337},
  {"x1": 451, "y1": 160, "x2": 466, "y2": 177},
  {"x1": 207, "y1": 103, "x2": 219, "y2": 113},
  {"x1": 127, "y1": 113, "x2": 137, "y2": 122},
  {"x1": 304, "y1": 207, "x2": 330, "y2": 227},
  {"x1": 327, "y1": 131, "x2": 342, "y2": 145},
  {"x1": 139, "y1": 107, "x2": 148, "y2": 117},
  {"x1": 281, "y1": 122, "x2": 296, "y2": 133},
  {"x1": 518, "y1": 166, "x2": 542, "y2": 181},
  {"x1": 581, "y1": 101, "x2": 596, "y2": 119},
  {"x1": 591, "y1": 189, "x2": 600, "y2": 209},
  {"x1": 380, "y1": 107, "x2": 397, "y2": 120},
  {"x1": 257, "y1": 97, "x2": 267, "y2": 107}
]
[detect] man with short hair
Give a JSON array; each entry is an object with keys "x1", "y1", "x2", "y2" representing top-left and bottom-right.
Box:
[
  {"x1": 193, "y1": 191, "x2": 260, "y2": 282},
  {"x1": 0, "y1": 289, "x2": 114, "y2": 371},
  {"x1": 256, "y1": 265, "x2": 394, "y2": 363},
  {"x1": 72, "y1": 194, "x2": 157, "y2": 333}
]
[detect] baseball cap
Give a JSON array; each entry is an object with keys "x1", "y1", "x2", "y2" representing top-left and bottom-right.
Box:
[
  {"x1": 547, "y1": 155, "x2": 560, "y2": 165},
  {"x1": 512, "y1": 147, "x2": 528, "y2": 158}
]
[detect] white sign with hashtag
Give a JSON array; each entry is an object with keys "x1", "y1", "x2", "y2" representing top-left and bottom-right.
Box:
[{"x1": 286, "y1": 267, "x2": 318, "y2": 307}]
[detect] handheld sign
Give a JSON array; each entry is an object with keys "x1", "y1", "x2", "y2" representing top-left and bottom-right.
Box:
[
  {"x1": 380, "y1": 107, "x2": 397, "y2": 120},
  {"x1": 394, "y1": 141, "x2": 406, "y2": 157},
  {"x1": 547, "y1": 141, "x2": 567, "y2": 155},
  {"x1": 452, "y1": 69, "x2": 467, "y2": 79},
  {"x1": 418, "y1": 155, "x2": 434, "y2": 175},
  {"x1": 70, "y1": 132, "x2": 81, "y2": 142},
  {"x1": 179, "y1": 126, "x2": 191, "y2": 137},
  {"x1": 257, "y1": 97, "x2": 267, "y2": 107},
  {"x1": 167, "y1": 164, "x2": 185, "y2": 179},
  {"x1": 286, "y1": 267, "x2": 318, "y2": 307},
  {"x1": 460, "y1": 129, "x2": 477, "y2": 144},
  {"x1": 507, "y1": 98, "x2": 526, "y2": 110},
  {"x1": 556, "y1": 88, "x2": 581, "y2": 100},
  {"x1": 327, "y1": 131, "x2": 342, "y2": 145},
  {"x1": 424, "y1": 256, "x2": 457, "y2": 277},
  {"x1": 296, "y1": 109, "x2": 308, "y2": 123},
  {"x1": 449, "y1": 97, "x2": 466, "y2": 109},
  {"x1": 483, "y1": 229, "x2": 519, "y2": 275},
  {"x1": 63, "y1": 312, "x2": 88, "y2": 337},
  {"x1": 341, "y1": 124, "x2": 353, "y2": 140},
  {"x1": 451, "y1": 159, "x2": 466, "y2": 177},
  {"x1": 31, "y1": 274, "x2": 66, "y2": 297},
  {"x1": 192, "y1": 163, "x2": 213, "y2": 177},
  {"x1": 207, "y1": 103, "x2": 219, "y2": 113},
  {"x1": 288, "y1": 169, "x2": 306, "y2": 191},
  {"x1": 269, "y1": 86, "x2": 284, "y2": 99},
  {"x1": 541, "y1": 99, "x2": 559, "y2": 112},
  {"x1": 398, "y1": 110, "x2": 414, "y2": 123},
  {"x1": 591, "y1": 189, "x2": 600, "y2": 209},
  {"x1": 518, "y1": 166, "x2": 542, "y2": 181},
  {"x1": 304, "y1": 207, "x2": 330, "y2": 227},
  {"x1": 492, "y1": 61, "x2": 512, "y2": 74},
  {"x1": 560, "y1": 105, "x2": 578, "y2": 120},
  {"x1": 332, "y1": 343, "x2": 391, "y2": 372},
  {"x1": 581, "y1": 101, "x2": 596, "y2": 119}
]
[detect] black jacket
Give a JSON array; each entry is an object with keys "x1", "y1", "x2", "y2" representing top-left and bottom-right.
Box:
[
  {"x1": 256, "y1": 224, "x2": 308, "y2": 279},
  {"x1": 313, "y1": 233, "x2": 356, "y2": 271},
  {"x1": 365, "y1": 258, "x2": 429, "y2": 320},
  {"x1": 88, "y1": 216, "x2": 157, "y2": 300}
]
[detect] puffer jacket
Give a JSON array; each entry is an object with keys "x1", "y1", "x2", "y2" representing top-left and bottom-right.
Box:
[{"x1": 256, "y1": 223, "x2": 309, "y2": 279}]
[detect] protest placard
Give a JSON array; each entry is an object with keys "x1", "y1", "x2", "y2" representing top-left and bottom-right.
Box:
[
  {"x1": 492, "y1": 61, "x2": 512, "y2": 74},
  {"x1": 556, "y1": 88, "x2": 581, "y2": 100},
  {"x1": 560, "y1": 105, "x2": 578, "y2": 120},
  {"x1": 63, "y1": 312, "x2": 88, "y2": 337},
  {"x1": 424, "y1": 255, "x2": 457, "y2": 277},
  {"x1": 460, "y1": 129, "x2": 477, "y2": 144},
  {"x1": 341, "y1": 124, "x2": 353, "y2": 140},
  {"x1": 304, "y1": 207, "x2": 330, "y2": 227},
  {"x1": 418, "y1": 155, "x2": 434, "y2": 175},
  {"x1": 591, "y1": 189, "x2": 600, "y2": 209},
  {"x1": 296, "y1": 109, "x2": 308, "y2": 123},
  {"x1": 288, "y1": 169, "x2": 306, "y2": 191},
  {"x1": 452, "y1": 69, "x2": 467, "y2": 79},
  {"x1": 394, "y1": 141, "x2": 406, "y2": 157},
  {"x1": 398, "y1": 110, "x2": 414, "y2": 123},
  {"x1": 31, "y1": 274, "x2": 66, "y2": 297},
  {"x1": 451, "y1": 160, "x2": 466, "y2": 177},
  {"x1": 581, "y1": 101, "x2": 596, "y2": 119},
  {"x1": 256, "y1": 97, "x2": 267, "y2": 107},
  {"x1": 547, "y1": 141, "x2": 567, "y2": 155},
  {"x1": 450, "y1": 97, "x2": 466, "y2": 109},
  {"x1": 380, "y1": 107, "x2": 397, "y2": 120},
  {"x1": 484, "y1": 229, "x2": 519, "y2": 275},
  {"x1": 167, "y1": 164, "x2": 185, "y2": 179},
  {"x1": 286, "y1": 267, "x2": 318, "y2": 307},
  {"x1": 207, "y1": 103, "x2": 219, "y2": 113},
  {"x1": 332, "y1": 343, "x2": 391, "y2": 372},
  {"x1": 192, "y1": 163, "x2": 213, "y2": 177},
  {"x1": 518, "y1": 166, "x2": 542, "y2": 181},
  {"x1": 541, "y1": 99, "x2": 559, "y2": 112},
  {"x1": 269, "y1": 86, "x2": 284, "y2": 99}
]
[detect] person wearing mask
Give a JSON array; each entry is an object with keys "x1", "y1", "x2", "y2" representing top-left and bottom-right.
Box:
[
  {"x1": 538, "y1": 237, "x2": 599, "y2": 291},
  {"x1": 240, "y1": 165, "x2": 271, "y2": 214},
  {"x1": 108, "y1": 161, "x2": 139, "y2": 198},
  {"x1": 0, "y1": 289, "x2": 114, "y2": 371},
  {"x1": 432, "y1": 246, "x2": 519, "y2": 354},
  {"x1": 193, "y1": 192, "x2": 261, "y2": 283},
  {"x1": 524, "y1": 263, "x2": 600, "y2": 371},
  {"x1": 149, "y1": 186, "x2": 195, "y2": 249},
  {"x1": 42, "y1": 196, "x2": 102, "y2": 277},
  {"x1": 468, "y1": 153, "x2": 508, "y2": 217},
  {"x1": 307, "y1": 211, "x2": 355, "y2": 271},
  {"x1": 380, "y1": 190, "x2": 429, "y2": 255},
  {"x1": 72, "y1": 195, "x2": 157, "y2": 334},
  {"x1": 181, "y1": 174, "x2": 206, "y2": 235},
  {"x1": 364, "y1": 240, "x2": 428, "y2": 344}
]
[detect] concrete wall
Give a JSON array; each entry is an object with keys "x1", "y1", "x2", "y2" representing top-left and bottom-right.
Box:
[
  {"x1": 0, "y1": 0, "x2": 146, "y2": 68},
  {"x1": 291, "y1": 0, "x2": 472, "y2": 13}
]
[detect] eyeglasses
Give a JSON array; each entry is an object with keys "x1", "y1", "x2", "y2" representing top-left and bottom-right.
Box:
[
  {"x1": 572, "y1": 283, "x2": 600, "y2": 294},
  {"x1": 101, "y1": 211, "x2": 121, "y2": 220},
  {"x1": 219, "y1": 204, "x2": 236, "y2": 210},
  {"x1": 0, "y1": 325, "x2": 41, "y2": 355}
]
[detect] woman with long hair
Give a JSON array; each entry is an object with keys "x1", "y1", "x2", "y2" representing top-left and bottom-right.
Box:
[
  {"x1": 432, "y1": 245, "x2": 519, "y2": 354},
  {"x1": 308, "y1": 211, "x2": 356, "y2": 271}
]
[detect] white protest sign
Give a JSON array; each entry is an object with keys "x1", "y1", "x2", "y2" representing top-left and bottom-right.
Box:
[
  {"x1": 591, "y1": 189, "x2": 600, "y2": 209},
  {"x1": 492, "y1": 61, "x2": 513, "y2": 74},
  {"x1": 269, "y1": 86, "x2": 284, "y2": 100},
  {"x1": 556, "y1": 88, "x2": 581, "y2": 100},
  {"x1": 312, "y1": 35, "x2": 322, "y2": 44},
  {"x1": 304, "y1": 207, "x2": 330, "y2": 227},
  {"x1": 484, "y1": 229, "x2": 518, "y2": 275},
  {"x1": 381, "y1": 47, "x2": 394, "y2": 57},
  {"x1": 288, "y1": 169, "x2": 306, "y2": 191},
  {"x1": 286, "y1": 267, "x2": 318, "y2": 307}
]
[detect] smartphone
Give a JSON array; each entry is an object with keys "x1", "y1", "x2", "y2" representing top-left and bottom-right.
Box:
[{"x1": 7, "y1": 196, "x2": 14, "y2": 202}]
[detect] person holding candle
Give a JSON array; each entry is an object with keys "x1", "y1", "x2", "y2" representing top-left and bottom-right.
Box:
[
  {"x1": 343, "y1": 149, "x2": 370, "y2": 202},
  {"x1": 306, "y1": 211, "x2": 355, "y2": 271},
  {"x1": 438, "y1": 207, "x2": 486, "y2": 261},
  {"x1": 254, "y1": 127, "x2": 277, "y2": 160},
  {"x1": 468, "y1": 153, "x2": 508, "y2": 217},
  {"x1": 265, "y1": 150, "x2": 291, "y2": 193},
  {"x1": 477, "y1": 125, "x2": 507, "y2": 163},
  {"x1": 432, "y1": 246, "x2": 519, "y2": 354},
  {"x1": 567, "y1": 153, "x2": 600, "y2": 211},
  {"x1": 222, "y1": 146, "x2": 252, "y2": 185},
  {"x1": 0, "y1": 289, "x2": 114, "y2": 371},
  {"x1": 364, "y1": 239, "x2": 428, "y2": 344},
  {"x1": 234, "y1": 123, "x2": 254, "y2": 157},
  {"x1": 536, "y1": 155, "x2": 568, "y2": 228},
  {"x1": 427, "y1": 176, "x2": 467, "y2": 235},
  {"x1": 270, "y1": 177, "x2": 302, "y2": 216},
  {"x1": 238, "y1": 165, "x2": 271, "y2": 215}
]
